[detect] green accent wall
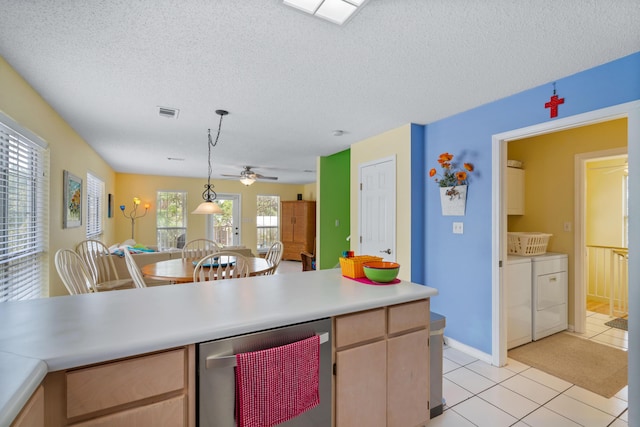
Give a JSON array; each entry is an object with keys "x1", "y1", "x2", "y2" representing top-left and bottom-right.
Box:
[{"x1": 319, "y1": 149, "x2": 351, "y2": 269}]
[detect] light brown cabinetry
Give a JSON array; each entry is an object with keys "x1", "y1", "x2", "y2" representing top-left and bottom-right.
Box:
[
  {"x1": 334, "y1": 299, "x2": 430, "y2": 427},
  {"x1": 43, "y1": 345, "x2": 195, "y2": 427},
  {"x1": 11, "y1": 385, "x2": 44, "y2": 427},
  {"x1": 281, "y1": 200, "x2": 316, "y2": 261}
]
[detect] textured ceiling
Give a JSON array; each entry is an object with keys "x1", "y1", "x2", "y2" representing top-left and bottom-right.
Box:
[{"x1": 0, "y1": 1, "x2": 638, "y2": 184}]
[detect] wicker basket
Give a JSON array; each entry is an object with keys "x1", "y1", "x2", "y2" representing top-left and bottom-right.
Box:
[
  {"x1": 507, "y1": 232, "x2": 552, "y2": 256},
  {"x1": 339, "y1": 255, "x2": 383, "y2": 278}
]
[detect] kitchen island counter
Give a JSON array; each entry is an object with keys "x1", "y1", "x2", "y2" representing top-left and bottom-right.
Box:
[{"x1": 0, "y1": 269, "x2": 436, "y2": 425}]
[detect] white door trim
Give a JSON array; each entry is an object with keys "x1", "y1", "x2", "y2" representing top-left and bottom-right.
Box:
[
  {"x1": 574, "y1": 148, "x2": 627, "y2": 334},
  {"x1": 491, "y1": 100, "x2": 640, "y2": 367}
]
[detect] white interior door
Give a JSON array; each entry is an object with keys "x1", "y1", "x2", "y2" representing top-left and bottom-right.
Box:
[
  {"x1": 359, "y1": 157, "x2": 396, "y2": 261},
  {"x1": 206, "y1": 193, "x2": 241, "y2": 246}
]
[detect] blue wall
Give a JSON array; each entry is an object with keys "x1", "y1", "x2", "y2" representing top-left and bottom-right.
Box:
[{"x1": 423, "y1": 52, "x2": 640, "y2": 354}]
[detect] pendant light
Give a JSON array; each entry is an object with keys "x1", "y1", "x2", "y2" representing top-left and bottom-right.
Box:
[{"x1": 192, "y1": 110, "x2": 228, "y2": 215}]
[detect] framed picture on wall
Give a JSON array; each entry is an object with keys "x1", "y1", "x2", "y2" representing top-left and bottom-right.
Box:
[{"x1": 63, "y1": 170, "x2": 82, "y2": 228}]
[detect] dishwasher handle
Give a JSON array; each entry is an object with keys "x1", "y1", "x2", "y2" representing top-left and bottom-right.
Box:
[{"x1": 205, "y1": 332, "x2": 329, "y2": 369}]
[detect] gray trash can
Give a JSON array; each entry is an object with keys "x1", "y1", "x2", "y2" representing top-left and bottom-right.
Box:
[{"x1": 430, "y1": 312, "x2": 446, "y2": 418}]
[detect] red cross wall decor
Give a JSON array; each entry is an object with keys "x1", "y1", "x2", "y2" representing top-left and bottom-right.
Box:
[{"x1": 545, "y1": 84, "x2": 565, "y2": 118}]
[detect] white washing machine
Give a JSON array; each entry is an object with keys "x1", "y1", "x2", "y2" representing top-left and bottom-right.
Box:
[
  {"x1": 506, "y1": 255, "x2": 532, "y2": 349},
  {"x1": 531, "y1": 252, "x2": 568, "y2": 340}
]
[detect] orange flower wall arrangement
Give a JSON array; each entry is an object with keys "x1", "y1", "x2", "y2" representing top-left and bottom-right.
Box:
[{"x1": 429, "y1": 152, "x2": 474, "y2": 216}]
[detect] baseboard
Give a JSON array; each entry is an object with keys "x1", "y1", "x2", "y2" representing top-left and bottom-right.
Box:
[{"x1": 444, "y1": 335, "x2": 493, "y2": 364}]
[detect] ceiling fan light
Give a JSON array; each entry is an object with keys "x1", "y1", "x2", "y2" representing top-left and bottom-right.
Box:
[
  {"x1": 192, "y1": 201, "x2": 223, "y2": 214},
  {"x1": 240, "y1": 176, "x2": 256, "y2": 186}
]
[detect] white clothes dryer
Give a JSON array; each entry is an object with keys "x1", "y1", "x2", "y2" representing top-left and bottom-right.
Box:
[{"x1": 506, "y1": 255, "x2": 532, "y2": 349}]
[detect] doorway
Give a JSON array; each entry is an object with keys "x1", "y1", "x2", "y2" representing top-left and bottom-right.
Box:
[
  {"x1": 491, "y1": 100, "x2": 640, "y2": 367},
  {"x1": 358, "y1": 156, "x2": 396, "y2": 261},
  {"x1": 579, "y1": 151, "x2": 628, "y2": 325},
  {"x1": 206, "y1": 193, "x2": 241, "y2": 246}
]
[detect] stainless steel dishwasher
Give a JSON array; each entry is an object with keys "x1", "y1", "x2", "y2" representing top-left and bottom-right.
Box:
[{"x1": 198, "y1": 317, "x2": 332, "y2": 426}]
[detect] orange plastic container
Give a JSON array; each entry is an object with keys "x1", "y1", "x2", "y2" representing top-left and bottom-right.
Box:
[{"x1": 339, "y1": 255, "x2": 384, "y2": 278}]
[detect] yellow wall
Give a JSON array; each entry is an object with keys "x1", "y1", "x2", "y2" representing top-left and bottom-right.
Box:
[
  {"x1": 1, "y1": 55, "x2": 317, "y2": 297},
  {"x1": 115, "y1": 174, "x2": 314, "y2": 254},
  {"x1": 0, "y1": 56, "x2": 117, "y2": 297},
  {"x1": 507, "y1": 118, "x2": 627, "y2": 320},
  {"x1": 350, "y1": 124, "x2": 412, "y2": 279}
]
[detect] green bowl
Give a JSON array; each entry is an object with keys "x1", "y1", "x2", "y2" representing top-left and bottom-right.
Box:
[{"x1": 362, "y1": 262, "x2": 400, "y2": 283}]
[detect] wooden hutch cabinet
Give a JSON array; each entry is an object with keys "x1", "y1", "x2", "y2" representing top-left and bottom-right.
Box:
[{"x1": 281, "y1": 200, "x2": 316, "y2": 261}]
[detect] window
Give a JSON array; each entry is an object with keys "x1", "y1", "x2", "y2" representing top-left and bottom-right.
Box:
[
  {"x1": 256, "y1": 195, "x2": 279, "y2": 253},
  {"x1": 0, "y1": 114, "x2": 49, "y2": 301},
  {"x1": 156, "y1": 191, "x2": 187, "y2": 250},
  {"x1": 86, "y1": 172, "x2": 104, "y2": 239}
]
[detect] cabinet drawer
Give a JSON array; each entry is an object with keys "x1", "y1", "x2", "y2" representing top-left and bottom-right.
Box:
[
  {"x1": 66, "y1": 348, "x2": 186, "y2": 418},
  {"x1": 335, "y1": 308, "x2": 385, "y2": 348},
  {"x1": 388, "y1": 299, "x2": 429, "y2": 335},
  {"x1": 71, "y1": 395, "x2": 185, "y2": 427}
]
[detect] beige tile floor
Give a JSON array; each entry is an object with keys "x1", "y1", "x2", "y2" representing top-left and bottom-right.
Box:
[{"x1": 433, "y1": 311, "x2": 629, "y2": 427}]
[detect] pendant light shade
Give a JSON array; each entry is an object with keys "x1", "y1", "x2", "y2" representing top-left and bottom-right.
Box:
[
  {"x1": 192, "y1": 200, "x2": 223, "y2": 214},
  {"x1": 192, "y1": 109, "x2": 228, "y2": 215}
]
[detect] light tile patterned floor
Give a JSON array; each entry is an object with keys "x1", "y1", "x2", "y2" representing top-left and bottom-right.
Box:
[{"x1": 432, "y1": 311, "x2": 629, "y2": 427}]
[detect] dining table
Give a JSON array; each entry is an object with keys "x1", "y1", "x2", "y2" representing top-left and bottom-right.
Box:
[{"x1": 141, "y1": 255, "x2": 274, "y2": 284}]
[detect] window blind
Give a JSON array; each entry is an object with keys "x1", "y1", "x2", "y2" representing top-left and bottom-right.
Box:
[
  {"x1": 86, "y1": 172, "x2": 104, "y2": 239},
  {"x1": 0, "y1": 114, "x2": 49, "y2": 301}
]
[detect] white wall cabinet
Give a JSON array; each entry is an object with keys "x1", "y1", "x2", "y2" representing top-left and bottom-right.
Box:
[{"x1": 507, "y1": 167, "x2": 525, "y2": 215}]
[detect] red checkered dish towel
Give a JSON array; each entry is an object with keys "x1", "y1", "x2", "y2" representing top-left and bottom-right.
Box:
[{"x1": 235, "y1": 335, "x2": 320, "y2": 427}]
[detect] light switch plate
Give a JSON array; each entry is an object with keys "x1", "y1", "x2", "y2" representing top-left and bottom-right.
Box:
[{"x1": 453, "y1": 222, "x2": 463, "y2": 234}]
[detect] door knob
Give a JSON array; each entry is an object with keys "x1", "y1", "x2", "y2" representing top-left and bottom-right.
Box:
[{"x1": 380, "y1": 249, "x2": 392, "y2": 254}]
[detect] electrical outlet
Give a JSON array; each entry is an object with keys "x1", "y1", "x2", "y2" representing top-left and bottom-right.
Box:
[
  {"x1": 453, "y1": 222, "x2": 464, "y2": 234},
  {"x1": 563, "y1": 222, "x2": 572, "y2": 232}
]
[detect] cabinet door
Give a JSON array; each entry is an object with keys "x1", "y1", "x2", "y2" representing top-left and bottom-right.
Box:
[
  {"x1": 507, "y1": 167, "x2": 525, "y2": 215},
  {"x1": 11, "y1": 385, "x2": 44, "y2": 427},
  {"x1": 387, "y1": 330, "x2": 430, "y2": 427},
  {"x1": 335, "y1": 340, "x2": 386, "y2": 427},
  {"x1": 281, "y1": 202, "x2": 295, "y2": 243}
]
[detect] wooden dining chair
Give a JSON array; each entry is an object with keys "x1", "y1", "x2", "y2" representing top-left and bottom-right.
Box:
[
  {"x1": 75, "y1": 240, "x2": 134, "y2": 290},
  {"x1": 263, "y1": 241, "x2": 283, "y2": 275},
  {"x1": 54, "y1": 249, "x2": 97, "y2": 295},
  {"x1": 193, "y1": 251, "x2": 250, "y2": 282},
  {"x1": 123, "y1": 250, "x2": 148, "y2": 288},
  {"x1": 181, "y1": 238, "x2": 222, "y2": 261}
]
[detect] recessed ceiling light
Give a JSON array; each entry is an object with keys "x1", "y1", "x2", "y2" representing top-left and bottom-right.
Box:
[
  {"x1": 283, "y1": 0, "x2": 369, "y2": 25},
  {"x1": 315, "y1": 0, "x2": 356, "y2": 25},
  {"x1": 284, "y1": 0, "x2": 323, "y2": 14}
]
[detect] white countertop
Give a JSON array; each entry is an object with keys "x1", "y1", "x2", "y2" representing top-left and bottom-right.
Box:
[{"x1": 0, "y1": 269, "x2": 437, "y2": 425}]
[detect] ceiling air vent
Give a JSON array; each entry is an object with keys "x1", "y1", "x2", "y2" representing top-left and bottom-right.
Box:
[{"x1": 158, "y1": 106, "x2": 179, "y2": 119}]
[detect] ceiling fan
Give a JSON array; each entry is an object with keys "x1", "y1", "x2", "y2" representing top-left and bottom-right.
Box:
[{"x1": 222, "y1": 166, "x2": 278, "y2": 186}]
